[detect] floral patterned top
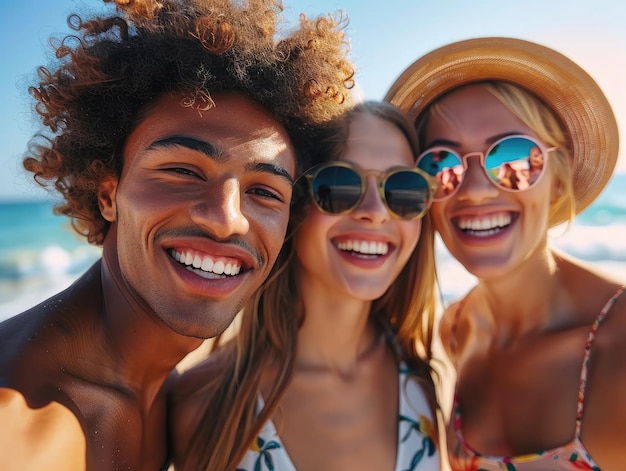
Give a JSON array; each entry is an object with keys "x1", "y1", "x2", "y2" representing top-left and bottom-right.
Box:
[
  {"x1": 448, "y1": 286, "x2": 625, "y2": 471},
  {"x1": 236, "y1": 364, "x2": 440, "y2": 471}
]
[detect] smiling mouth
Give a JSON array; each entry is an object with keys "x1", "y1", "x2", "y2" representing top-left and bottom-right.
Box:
[
  {"x1": 334, "y1": 239, "x2": 390, "y2": 258},
  {"x1": 455, "y1": 212, "x2": 514, "y2": 237},
  {"x1": 169, "y1": 249, "x2": 243, "y2": 279}
]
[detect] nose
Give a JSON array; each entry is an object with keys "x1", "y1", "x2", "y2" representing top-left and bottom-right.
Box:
[
  {"x1": 350, "y1": 176, "x2": 390, "y2": 224},
  {"x1": 455, "y1": 155, "x2": 499, "y2": 202},
  {"x1": 191, "y1": 178, "x2": 250, "y2": 239}
]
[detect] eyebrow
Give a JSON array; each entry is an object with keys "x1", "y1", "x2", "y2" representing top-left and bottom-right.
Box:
[
  {"x1": 148, "y1": 136, "x2": 294, "y2": 184},
  {"x1": 250, "y1": 162, "x2": 294, "y2": 185},
  {"x1": 424, "y1": 132, "x2": 524, "y2": 150},
  {"x1": 149, "y1": 136, "x2": 221, "y2": 159}
]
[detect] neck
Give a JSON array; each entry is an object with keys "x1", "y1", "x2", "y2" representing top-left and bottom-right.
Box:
[
  {"x1": 295, "y1": 286, "x2": 383, "y2": 378},
  {"x1": 471, "y1": 247, "x2": 573, "y2": 335},
  {"x1": 95, "y1": 257, "x2": 202, "y2": 399}
]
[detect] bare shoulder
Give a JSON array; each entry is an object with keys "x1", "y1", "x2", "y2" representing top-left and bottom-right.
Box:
[
  {"x1": 580, "y1": 283, "x2": 626, "y2": 467},
  {"x1": 438, "y1": 298, "x2": 465, "y2": 360},
  {"x1": 0, "y1": 267, "x2": 103, "y2": 384},
  {"x1": 0, "y1": 388, "x2": 86, "y2": 471},
  {"x1": 0, "y1": 308, "x2": 51, "y2": 389},
  {"x1": 597, "y1": 283, "x2": 626, "y2": 348}
]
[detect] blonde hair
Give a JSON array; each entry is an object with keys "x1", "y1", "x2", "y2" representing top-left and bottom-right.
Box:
[
  {"x1": 415, "y1": 81, "x2": 576, "y2": 227},
  {"x1": 175, "y1": 102, "x2": 439, "y2": 470}
]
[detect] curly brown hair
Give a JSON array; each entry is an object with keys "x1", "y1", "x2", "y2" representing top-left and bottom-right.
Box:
[{"x1": 23, "y1": 0, "x2": 355, "y2": 245}]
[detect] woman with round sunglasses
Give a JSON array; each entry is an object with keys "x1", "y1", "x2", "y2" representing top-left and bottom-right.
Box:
[
  {"x1": 170, "y1": 101, "x2": 441, "y2": 471},
  {"x1": 386, "y1": 38, "x2": 626, "y2": 470}
]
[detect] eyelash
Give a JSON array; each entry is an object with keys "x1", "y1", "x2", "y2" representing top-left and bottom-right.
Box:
[
  {"x1": 167, "y1": 167, "x2": 203, "y2": 179},
  {"x1": 163, "y1": 167, "x2": 285, "y2": 202},
  {"x1": 250, "y1": 187, "x2": 283, "y2": 202}
]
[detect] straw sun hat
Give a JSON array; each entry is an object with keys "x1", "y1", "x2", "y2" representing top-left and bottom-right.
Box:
[{"x1": 384, "y1": 37, "x2": 619, "y2": 215}]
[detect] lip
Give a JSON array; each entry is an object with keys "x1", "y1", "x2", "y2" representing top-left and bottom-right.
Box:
[
  {"x1": 450, "y1": 210, "x2": 518, "y2": 245},
  {"x1": 331, "y1": 232, "x2": 395, "y2": 269},
  {"x1": 454, "y1": 210, "x2": 515, "y2": 231},
  {"x1": 163, "y1": 237, "x2": 258, "y2": 267},
  {"x1": 162, "y1": 237, "x2": 259, "y2": 298}
]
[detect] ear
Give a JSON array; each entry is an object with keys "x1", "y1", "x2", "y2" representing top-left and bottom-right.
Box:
[{"x1": 98, "y1": 176, "x2": 119, "y2": 222}]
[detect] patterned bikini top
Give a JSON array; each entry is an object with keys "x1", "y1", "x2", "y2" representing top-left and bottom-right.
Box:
[
  {"x1": 448, "y1": 286, "x2": 625, "y2": 471},
  {"x1": 235, "y1": 364, "x2": 440, "y2": 471}
]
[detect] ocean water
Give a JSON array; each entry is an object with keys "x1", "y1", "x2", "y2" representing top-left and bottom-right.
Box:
[
  {"x1": 1, "y1": 174, "x2": 625, "y2": 321},
  {"x1": 0, "y1": 201, "x2": 102, "y2": 319}
]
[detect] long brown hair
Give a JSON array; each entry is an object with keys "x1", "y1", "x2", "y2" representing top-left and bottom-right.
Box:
[{"x1": 177, "y1": 101, "x2": 439, "y2": 471}]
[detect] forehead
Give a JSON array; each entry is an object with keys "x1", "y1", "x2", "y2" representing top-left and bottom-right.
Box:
[
  {"x1": 426, "y1": 84, "x2": 532, "y2": 144},
  {"x1": 425, "y1": 84, "x2": 534, "y2": 152},
  {"x1": 125, "y1": 92, "x2": 296, "y2": 173},
  {"x1": 342, "y1": 113, "x2": 414, "y2": 167}
]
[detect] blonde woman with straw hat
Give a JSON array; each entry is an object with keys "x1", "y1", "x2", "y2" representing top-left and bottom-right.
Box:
[{"x1": 386, "y1": 37, "x2": 625, "y2": 470}]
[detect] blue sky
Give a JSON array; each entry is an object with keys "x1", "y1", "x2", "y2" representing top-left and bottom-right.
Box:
[{"x1": 1, "y1": 0, "x2": 625, "y2": 201}]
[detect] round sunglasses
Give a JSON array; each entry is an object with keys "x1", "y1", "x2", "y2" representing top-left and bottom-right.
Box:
[
  {"x1": 302, "y1": 161, "x2": 435, "y2": 220},
  {"x1": 415, "y1": 135, "x2": 556, "y2": 201}
]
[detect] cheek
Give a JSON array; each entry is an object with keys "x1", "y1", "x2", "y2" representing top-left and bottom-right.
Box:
[
  {"x1": 251, "y1": 210, "x2": 290, "y2": 260},
  {"x1": 294, "y1": 211, "x2": 334, "y2": 263},
  {"x1": 116, "y1": 185, "x2": 166, "y2": 235},
  {"x1": 257, "y1": 208, "x2": 290, "y2": 235},
  {"x1": 524, "y1": 193, "x2": 552, "y2": 227},
  {"x1": 526, "y1": 173, "x2": 555, "y2": 213},
  {"x1": 429, "y1": 202, "x2": 448, "y2": 234},
  {"x1": 395, "y1": 219, "x2": 422, "y2": 269},
  {"x1": 400, "y1": 219, "x2": 422, "y2": 252}
]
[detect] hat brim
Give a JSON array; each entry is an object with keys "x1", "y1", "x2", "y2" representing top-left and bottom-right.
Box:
[{"x1": 384, "y1": 37, "x2": 619, "y2": 216}]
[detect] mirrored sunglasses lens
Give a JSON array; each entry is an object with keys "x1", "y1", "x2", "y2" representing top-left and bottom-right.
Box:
[
  {"x1": 384, "y1": 171, "x2": 430, "y2": 218},
  {"x1": 312, "y1": 166, "x2": 362, "y2": 214},
  {"x1": 485, "y1": 137, "x2": 545, "y2": 190},
  {"x1": 417, "y1": 150, "x2": 464, "y2": 199}
]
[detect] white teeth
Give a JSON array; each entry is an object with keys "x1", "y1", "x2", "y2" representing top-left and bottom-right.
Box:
[
  {"x1": 170, "y1": 250, "x2": 241, "y2": 277},
  {"x1": 213, "y1": 261, "x2": 225, "y2": 275},
  {"x1": 201, "y1": 257, "x2": 214, "y2": 271},
  {"x1": 458, "y1": 213, "x2": 512, "y2": 232},
  {"x1": 336, "y1": 239, "x2": 389, "y2": 255}
]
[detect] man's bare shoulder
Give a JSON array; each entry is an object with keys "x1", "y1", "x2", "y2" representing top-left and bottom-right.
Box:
[
  {"x1": 0, "y1": 388, "x2": 87, "y2": 471},
  {"x1": 0, "y1": 274, "x2": 107, "y2": 438},
  {"x1": 0, "y1": 305, "x2": 54, "y2": 386},
  {"x1": 0, "y1": 263, "x2": 102, "y2": 378}
]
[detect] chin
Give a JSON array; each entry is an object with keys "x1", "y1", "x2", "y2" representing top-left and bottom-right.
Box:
[
  {"x1": 460, "y1": 260, "x2": 515, "y2": 280},
  {"x1": 347, "y1": 285, "x2": 392, "y2": 302},
  {"x1": 158, "y1": 308, "x2": 239, "y2": 340}
]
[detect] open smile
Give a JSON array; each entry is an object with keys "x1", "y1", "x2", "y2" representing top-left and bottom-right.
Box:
[
  {"x1": 333, "y1": 238, "x2": 391, "y2": 258},
  {"x1": 454, "y1": 212, "x2": 516, "y2": 237},
  {"x1": 169, "y1": 249, "x2": 244, "y2": 279}
]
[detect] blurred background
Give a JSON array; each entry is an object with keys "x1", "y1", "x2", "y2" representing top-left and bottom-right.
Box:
[{"x1": 1, "y1": 0, "x2": 625, "y2": 321}]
